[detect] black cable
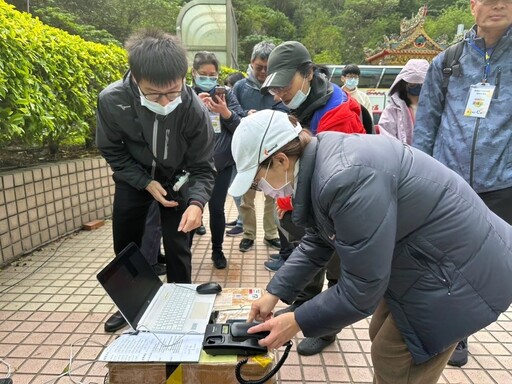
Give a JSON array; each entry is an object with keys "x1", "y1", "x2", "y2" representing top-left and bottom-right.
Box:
[{"x1": 235, "y1": 340, "x2": 293, "y2": 384}]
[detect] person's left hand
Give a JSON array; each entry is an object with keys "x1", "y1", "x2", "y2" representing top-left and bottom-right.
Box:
[
  {"x1": 178, "y1": 205, "x2": 202, "y2": 232},
  {"x1": 247, "y1": 312, "x2": 301, "y2": 350},
  {"x1": 206, "y1": 94, "x2": 232, "y2": 119}
]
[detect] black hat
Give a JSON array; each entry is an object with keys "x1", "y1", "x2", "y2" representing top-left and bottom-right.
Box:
[{"x1": 261, "y1": 41, "x2": 312, "y2": 91}]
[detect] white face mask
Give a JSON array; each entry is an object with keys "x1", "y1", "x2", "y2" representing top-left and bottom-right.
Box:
[
  {"x1": 345, "y1": 78, "x2": 359, "y2": 90},
  {"x1": 284, "y1": 77, "x2": 310, "y2": 110},
  {"x1": 257, "y1": 161, "x2": 294, "y2": 199},
  {"x1": 139, "y1": 88, "x2": 182, "y2": 116}
]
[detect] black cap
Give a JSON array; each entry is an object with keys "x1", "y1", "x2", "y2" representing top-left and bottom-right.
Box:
[{"x1": 261, "y1": 41, "x2": 312, "y2": 91}]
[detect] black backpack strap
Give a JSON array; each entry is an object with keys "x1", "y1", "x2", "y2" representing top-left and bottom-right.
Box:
[{"x1": 441, "y1": 40, "x2": 465, "y2": 95}]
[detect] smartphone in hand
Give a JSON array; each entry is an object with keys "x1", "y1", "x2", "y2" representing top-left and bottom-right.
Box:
[{"x1": 212, "y1": 86, "x2": 226, "y2": 102}]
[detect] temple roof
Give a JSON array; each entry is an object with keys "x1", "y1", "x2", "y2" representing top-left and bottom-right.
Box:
[{"x1": 365, "y1": 6, "x2": 445, "y2": 65}]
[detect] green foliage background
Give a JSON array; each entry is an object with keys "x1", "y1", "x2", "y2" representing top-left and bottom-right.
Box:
[
  {"x1": 0, "y1": 0, "x2": 127, "y2": 151},
  {"x1": 2, "y1": 0, "x2": 474, "y2": 154}
]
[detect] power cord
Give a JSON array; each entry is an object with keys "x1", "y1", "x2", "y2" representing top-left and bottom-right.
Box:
[
  {"x1": 41, "y1": 337, "x2": 107, "y2": 384},
  {"x1": 0, "y1": 358, "x2": 12, "y2": 381}
]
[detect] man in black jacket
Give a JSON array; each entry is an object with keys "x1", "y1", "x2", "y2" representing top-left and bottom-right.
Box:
[{"x1": 96, "y1": 29, "x2": 216, "y2": 332}]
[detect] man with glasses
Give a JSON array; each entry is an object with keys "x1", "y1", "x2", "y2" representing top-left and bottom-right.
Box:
[
  {"x1": 231, "y1": 41, "x2": 287, "y2": 255},
  {"x1": 414, "y1": 0, "x2": 512, "y2": 367},
  {"x1": 96, "y1": 29, "x2": 216, "y2": 332}
]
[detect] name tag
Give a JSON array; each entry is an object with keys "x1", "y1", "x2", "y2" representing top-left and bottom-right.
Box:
[
  {"x1": 464, "y1": 83, "x2": 495, "y2": 118},
  {"x1": 209, "y1": 112, "x2": 221, "y2": 133}
]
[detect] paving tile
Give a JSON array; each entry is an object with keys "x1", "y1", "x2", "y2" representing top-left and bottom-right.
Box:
[{"x1": 1, "y1": 198, "x2": 511, "y2": 384}]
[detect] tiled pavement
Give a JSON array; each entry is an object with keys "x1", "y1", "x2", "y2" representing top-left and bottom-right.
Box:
[{"x1": 1, "y1": 196, "x2": 511, "y2": 383}]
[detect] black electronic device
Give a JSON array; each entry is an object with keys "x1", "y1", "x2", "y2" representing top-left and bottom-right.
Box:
[
  {"x1": 0, "y1": 379, "x2": 13, "y2": 384},
  {"x1": 212, "y1": 85, "x2": 226, "y2": 102},
  {"x1": 202, "y1": 322, "x2": 269, "y2": 356},
  {"x1": 196, "y1": 282, "x2": 222, "y2": 295}
]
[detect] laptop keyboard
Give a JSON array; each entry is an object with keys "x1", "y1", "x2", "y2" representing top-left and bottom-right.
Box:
[{"x1": 147, "y1": 284, "x2": 196, "y2": 332}]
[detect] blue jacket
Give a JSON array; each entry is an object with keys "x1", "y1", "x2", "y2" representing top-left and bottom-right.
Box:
[
  {"x1": 266, "y1": 133, "x2": 512, "y2": 364},
  {"x1": 413, "y1": 25, "x2": 512, "y2": 193}
]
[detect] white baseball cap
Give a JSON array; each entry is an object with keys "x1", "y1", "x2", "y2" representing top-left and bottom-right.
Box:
[{"x1": 228, "y1": 110, "x2": 302, "y2": 197}]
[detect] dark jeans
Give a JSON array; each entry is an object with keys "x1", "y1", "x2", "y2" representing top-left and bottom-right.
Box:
[
  {"x1": 112, "y1": 181, "x2": 192, "y2": 283},
  {"x1": 189, "y1": 165, "x2": 233, "y2": 253}
]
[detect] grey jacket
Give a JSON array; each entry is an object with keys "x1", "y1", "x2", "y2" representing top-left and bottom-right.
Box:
[
  {"x1": 413, "y1": 25, "x2": 512, "y2": 192},
  {"x1": 96, "y1": 73, "x2": 216, "y2": 207},
  {"x1": 266, "y1": 132, "x2": 512, "y2": 364}
]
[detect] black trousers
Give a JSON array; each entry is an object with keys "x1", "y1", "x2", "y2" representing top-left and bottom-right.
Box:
[
  {"x1": 479, "y1": 186, "x2": 512, "y2": 225},
  {"x1": 112, "y1": 181, "x2": 192, "y2": 283},
  {"x1": 188, "y1": 165, "x2": 233, "y2": 253}
]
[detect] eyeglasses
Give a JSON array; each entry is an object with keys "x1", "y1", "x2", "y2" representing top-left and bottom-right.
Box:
[
  {"x1": 140, "y1": 89, "x2": 182, "y2": 103},
  {"x1": 268, "y1": 84, "x2": 292, "y2": 96},
  {"x1": 478, "y1": 0, "x2": 512, "y2": 4}
]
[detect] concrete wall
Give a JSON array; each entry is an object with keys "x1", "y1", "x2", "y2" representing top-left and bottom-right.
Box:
[{"x1": 0, "y1": 157, "x2": 115, "y2": 266}]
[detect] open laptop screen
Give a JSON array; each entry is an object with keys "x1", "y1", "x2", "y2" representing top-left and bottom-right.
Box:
[{"x1": 97, "y1": 242, "x2": 162, "y2": 329}]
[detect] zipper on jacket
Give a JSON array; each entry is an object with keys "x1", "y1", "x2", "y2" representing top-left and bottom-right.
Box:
[
  {"x1": 469, "y1": 119, "x2": 480, "y2": 188},
  {"x1": 408, "y1": 243, "x2": 452, "y2": 291},
  {"x1": 151, "y1": 117, "x2": 158, "y2": 178},
  {"x1": 494, "y1": 66, "x2": 501, "y2": 99}
]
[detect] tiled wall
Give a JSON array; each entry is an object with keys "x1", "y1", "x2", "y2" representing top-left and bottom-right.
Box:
[{"x1": 0, "y1": 157, "x2": 115, "y2": 266}]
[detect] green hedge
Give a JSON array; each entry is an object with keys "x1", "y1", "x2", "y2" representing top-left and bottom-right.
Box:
[
  {"x1": 0, "y1": 1, "x2": 243, "y2": 153},
  {"x1": 0, "y1": 0, "x2": 127, "y2": 151}
]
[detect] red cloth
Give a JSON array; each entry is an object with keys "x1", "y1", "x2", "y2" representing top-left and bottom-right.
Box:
[
  {"x1": 277, "y1": 196, "x2": 294, "y2": 212},
  {"x1": 316, "y1": 96, "x2": 366, "y2": 134}
]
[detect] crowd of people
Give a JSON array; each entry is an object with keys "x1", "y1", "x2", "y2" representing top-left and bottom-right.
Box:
[{"x1": 96, "y1": 1, "x2": 512, "y2": 382}]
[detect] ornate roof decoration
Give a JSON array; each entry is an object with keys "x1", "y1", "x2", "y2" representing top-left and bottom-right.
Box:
[{"x1": 365, "y1": 5, "x2": 445, "y2": 65}]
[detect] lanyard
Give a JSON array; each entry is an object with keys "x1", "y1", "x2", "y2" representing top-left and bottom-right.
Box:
[{"x1": 469, "y1": 40, "x2": 491, "y2": 83}]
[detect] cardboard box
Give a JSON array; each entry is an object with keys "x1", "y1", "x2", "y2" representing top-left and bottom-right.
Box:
[{"x1": 107, "y1": 353, "x2": 275, "y2": 384}]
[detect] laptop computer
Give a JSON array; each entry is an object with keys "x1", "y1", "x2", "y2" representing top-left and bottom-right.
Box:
[{"x1": 96, "y1": 242, "x2": 216, "y2": 334}]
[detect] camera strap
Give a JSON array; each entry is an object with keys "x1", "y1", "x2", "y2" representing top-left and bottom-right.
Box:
[{"x1": 235, "y1": 340, "x2": 293, "y2": 384}]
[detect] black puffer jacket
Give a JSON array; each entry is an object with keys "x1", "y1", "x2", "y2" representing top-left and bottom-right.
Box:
[
  {"x1": 267, "y1": 133, "x2": 512, "y2": 364},
  {"x1": 96, "y1": 72, "x2": 216, "y2": 207}
]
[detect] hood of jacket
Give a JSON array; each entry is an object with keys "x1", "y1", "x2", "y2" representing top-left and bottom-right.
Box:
[{"x1": 389, "y1": 59, "x2": 429, "y2": 95}]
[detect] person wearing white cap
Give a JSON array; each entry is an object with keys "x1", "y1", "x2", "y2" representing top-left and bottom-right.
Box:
[{"x1": 228, "y1": 109, "x2": 512, "y2": 384}]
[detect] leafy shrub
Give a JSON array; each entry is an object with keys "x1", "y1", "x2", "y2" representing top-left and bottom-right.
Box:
[{"x1": 0, "y1": 0, "x2": 127, "y2": 152}]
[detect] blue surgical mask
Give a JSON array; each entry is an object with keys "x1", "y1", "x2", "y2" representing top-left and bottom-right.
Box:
[
  {"x1": 194, "y1": 75, "x2": 218, "y2": 91},
  {"x1": 257, "y1": 162, "x2": 294, "y2": 199},
  {"x1": 140, "y1": 93, "x2": 182, "y2": 116},
  {"x1": 284, "y1": 77, "x2": 310, "y2": 110},
  {"x1": 407, "y1": 84, "x2": 422, "y2": 96},
  {"x1": 345, "y1": 78, "x2": 359, "y2": 90}
]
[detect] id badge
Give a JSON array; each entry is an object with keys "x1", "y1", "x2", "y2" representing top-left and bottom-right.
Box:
[
  {"x1": 464, "y1": 83, "x2": 495, "y2": 118},
  {"x1": 209, "y1": 112, "x2": 222, "y2": 133}
]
